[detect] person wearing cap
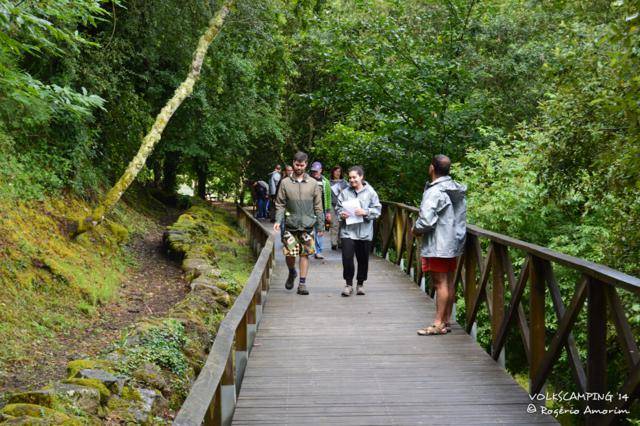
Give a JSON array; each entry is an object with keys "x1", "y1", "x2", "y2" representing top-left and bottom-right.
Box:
[{"x1": 309, "y1": 161, "x2": 332, "y2": 260}]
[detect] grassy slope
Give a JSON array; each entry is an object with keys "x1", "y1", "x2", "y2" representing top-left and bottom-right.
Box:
[{"x1": 0, "y1": 187, "x2": 168, "y2": 386}]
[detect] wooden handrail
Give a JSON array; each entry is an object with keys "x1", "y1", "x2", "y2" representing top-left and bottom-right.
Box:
[
  {"x1": 174, "y1": 206, "x2": 274, "y2": 426},
  {"x1": 378, "y1": 200, "x2": 640, "y2": 425},
  {"x1": 382, "y1": 201, "x2": 640, "y2": 292}
]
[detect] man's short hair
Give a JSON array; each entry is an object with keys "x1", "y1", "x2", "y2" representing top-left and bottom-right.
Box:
[
  {"x1": 348, "y1": 165, "x2": 364, "y2": 177},
  {"x1": 431, "y1": 155, "x2": 451, "y2": 176},
  {"x1": 293, "y1": 151, "x2": 308, "y2": 163}
]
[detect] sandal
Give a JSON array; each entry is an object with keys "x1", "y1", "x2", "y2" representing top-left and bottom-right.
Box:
[
  {"x1": 417, "y1": 323, "x2": 448, "y2": 336},
  {"x1": 444, "y1": 322, "x2": 452, "y2": 333}
]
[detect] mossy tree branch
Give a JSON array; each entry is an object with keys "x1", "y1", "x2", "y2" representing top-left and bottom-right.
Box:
[{"x1": 72, "y1": 0, "x2": 235, "y2": 237}]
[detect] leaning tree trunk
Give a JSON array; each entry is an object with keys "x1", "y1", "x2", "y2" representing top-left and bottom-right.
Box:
[{"x1": 72, "y1": 0, "x2": 235, "y2": 236}]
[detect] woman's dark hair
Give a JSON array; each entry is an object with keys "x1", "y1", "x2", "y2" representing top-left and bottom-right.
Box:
[
  {"x1": 348, "y1": 165, "x2": 364, "y2": 177},
  {"x1": 330, "y1": 166, "x2": 343, "y2": 179}
]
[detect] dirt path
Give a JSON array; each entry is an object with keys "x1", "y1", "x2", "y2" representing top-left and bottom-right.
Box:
[{"x1": 3, "y1": 214, "x2": 189, "y2": 392}]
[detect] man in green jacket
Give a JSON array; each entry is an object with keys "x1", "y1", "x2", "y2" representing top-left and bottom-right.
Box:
[{"x1": 274, "y1": 152, "x2": 324, "y2": 295}]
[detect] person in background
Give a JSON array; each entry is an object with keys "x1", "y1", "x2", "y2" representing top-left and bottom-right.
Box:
[
  {"x1": 329, "y1": 166, "x2": 348, "y2": 250},
  {"x1": 276, "y1": 165, "x2": 294, "y2": 239},
  {"x1": 336, "y1": 166, "x2": 381, "y2": 296},
  {"x1": 274, "y1": 152, "x2": 324, "y2": 295},
  {"x1": 254, "y1": 180, "x2": 269, "y2": 219},
  {"x1": 309, "y1": 161, "x2": 332, "y2": 260},
  {"x1": 268, "y1": 164, "x2": 282, "y2": 223},
  {"x1": 413, "y1": 155, "x2": 467, "y2": 336},
  {"x1": 284, "y1": 164, "x2": 293, "y2": 178}
]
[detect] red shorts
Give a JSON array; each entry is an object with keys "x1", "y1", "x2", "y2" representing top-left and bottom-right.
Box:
[{"x1": 421, "y1": 257, "x2": 457, "y2": 273}]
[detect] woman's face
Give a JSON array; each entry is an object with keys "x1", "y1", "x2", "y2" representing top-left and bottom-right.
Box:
[
  {"x1": 332, "y1": 168, "x2": 342, "y2": 179},
  {"x1": 348, "y1": 171, "x2": 363, "y2": 187}
]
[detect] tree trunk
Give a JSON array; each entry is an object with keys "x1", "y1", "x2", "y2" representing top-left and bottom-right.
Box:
[
  {"x1": 72, "y1": 0, "x2": 235, "y2": 236},
  {"x1": 161, "y1": 151, "x2": 180, "y2": 193},
  {"x1": 196, "y1": 161, "x2": 208, "y2": 200}
]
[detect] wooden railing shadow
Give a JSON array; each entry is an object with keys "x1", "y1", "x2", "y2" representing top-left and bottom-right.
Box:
[
  {"x1": 174, "y1": 206, "x2": 274, "y2": 426},
  {"x1": 376, "y1": 201, "x2": 640, "y2": 425}
]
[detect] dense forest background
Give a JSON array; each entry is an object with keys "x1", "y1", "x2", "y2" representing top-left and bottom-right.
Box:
[
  {"x1": 2, "y1": 0, "x2": 638, "y2": 276},
  {"x1": 1, "y1": 0, "x2": 639, "y2": 419}
]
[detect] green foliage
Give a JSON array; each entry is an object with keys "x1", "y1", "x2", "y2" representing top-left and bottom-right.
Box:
[{"x1": 121, "y1": 319, "x2": 189, "y2": 376}]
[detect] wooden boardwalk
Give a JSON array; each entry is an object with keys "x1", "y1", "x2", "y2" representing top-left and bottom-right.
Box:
[{"x1": 232, "y1": 225, "x2": 557, "y2": 425}]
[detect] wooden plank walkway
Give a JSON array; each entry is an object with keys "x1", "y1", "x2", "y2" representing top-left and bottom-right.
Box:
[{"x1": 232, "y1": 224, "x2": 557, "y2": 425}]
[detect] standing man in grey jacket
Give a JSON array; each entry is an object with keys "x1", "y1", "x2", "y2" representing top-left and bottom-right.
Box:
[
  {"x1": 336, "y1": 166, "x2": 382, "y2": 296},
  {"x1": 413, "y1": 155, "x2": 467, "y2": 335}
]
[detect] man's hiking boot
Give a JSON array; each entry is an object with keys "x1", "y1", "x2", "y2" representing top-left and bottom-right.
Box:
[
  {"x1": 285, "y1": 270, "x2": 297, "y2": 290},
  {"x1": 356, "y1": 285, "x2": 365, "y2": 295},
  {"x1": 341, "y1": 285, "x2": 353, "y2": 297},
  {"x1": 297, "y1": 283, "x2": 309, "y2": 295}
]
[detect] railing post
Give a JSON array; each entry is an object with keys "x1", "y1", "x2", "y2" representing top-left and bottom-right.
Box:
[
  {"x1": 220, "y1": 351, "x2": 236, "y2": 426},
  {"x1": 586, "y1": 278, "x2": 607, "y2": 425},
  {"x1": 235, "y1": 313, "x2": 248, "y2": 396},
  {"x1": 491, "y1": 244, "x2": 506, "y2": 367},
  {"x1": 247, "y1": 291, "x2": 257, "y2": 353},
  {"x1": 204, "y1": 384, "x2": 222, "y2": 426},
  {"x1": 529, "y1": 256, "x2": 546, "y2": 395},
  {"x1": 464, "y1": 236, "x2": 477, "y2": 339},
  {"x1": 256, "y1": 277, "x2": 263, "y2": 325}
]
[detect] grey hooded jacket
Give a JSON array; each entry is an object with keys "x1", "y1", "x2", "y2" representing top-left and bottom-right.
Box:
[
  {"x1": 336, "y1": 182, "x2": 382, "y2": 241},
  {"x1": 414, "y1": 176, "x2": 467, "y2": 258}
]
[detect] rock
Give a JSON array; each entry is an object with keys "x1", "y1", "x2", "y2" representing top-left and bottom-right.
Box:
[
  {"x1": 51, "y1": 383, "x2": 101, "y2": 414},
  {"x1": 66, "y1": 359, "x2": 114, "y2": 378},
  {"x1": 181, "y1": 258, "x2": 210, "y2": 279},
  {"x1": 7, "y1": 384, "x2": 100, "y2": 416},
  {"x1": 130, "y1": 388, "x2": 159, "y2": 423},
  {"x1": 0, "y1": 404, "x2": 70, "y2": 423},
  {"x1": 190, "y1": 277, "x2": 225, "y2": 295},
  {"x1": 63, "y1": 379, "x2": 111, "y2": 404},
  {"x1": 105, "y1": 388, "x2": 159, "y2": 425},
  {"x1": 132, "y1": 363, "x2": 169, "y2": 395},
  {"x1": 77, "y1": 369, "x2": 126, "y2": 394},
  {"x1": 8, "y1": 391, "x2": 53, "y2": 408}
]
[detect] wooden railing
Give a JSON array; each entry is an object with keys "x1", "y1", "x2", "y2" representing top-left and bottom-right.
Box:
[
  {"x1": 173, "y1": 206, "x2": 274, "y2": 426},
  {"x1": 377, "y1": 201, "x2": 640, "y2": 425}
]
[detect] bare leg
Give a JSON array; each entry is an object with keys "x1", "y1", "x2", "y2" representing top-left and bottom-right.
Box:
[
  {"x1": 299, "y1": 255, "x2": 309, "y2": 278},
  {"x1": 444, "y1": 270, "x2": 456, "y2": 324},
  {"x1": 430, "y1": 271, "x2": 449, "y2": 326},
  {"x1": 285, "y1": 256, "x2": 296, "y2": 270}
]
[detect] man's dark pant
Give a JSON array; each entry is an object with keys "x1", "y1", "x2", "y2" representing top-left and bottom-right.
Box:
[
  {"x1": 268, "y1": 195, "x2": 276, "y2": 222},
  {"x1": 341, "y1": 238, "x2": 371, "y2": 283}
]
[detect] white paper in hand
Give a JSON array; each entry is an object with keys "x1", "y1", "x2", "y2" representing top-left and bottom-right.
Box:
[{"x1": 342, "y1": 199, "x2": 363, "y2": 225}]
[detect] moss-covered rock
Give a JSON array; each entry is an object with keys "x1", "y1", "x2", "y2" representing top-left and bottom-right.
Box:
[
  {"x1": 0, "y1": 404, "x2": 71, "y2": 423},
  {"x1": 48, "y1": 383, "x2": 101, "y2": 416},
  {"x1": 62, "y1": 379, "x2": 110, "y2": 404},
  {"x1": 132, "y1": 363, "x2": 169, "y2": 395},
  {"x1": 75, "y1": 369, "x2": 126, "y2": 395},
  {"x1": 7, "y1": 391, "x2": 53, "y2": 408},
  {"x1": 66, "y1": 359, "x2": 115, "y2": 379}
]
